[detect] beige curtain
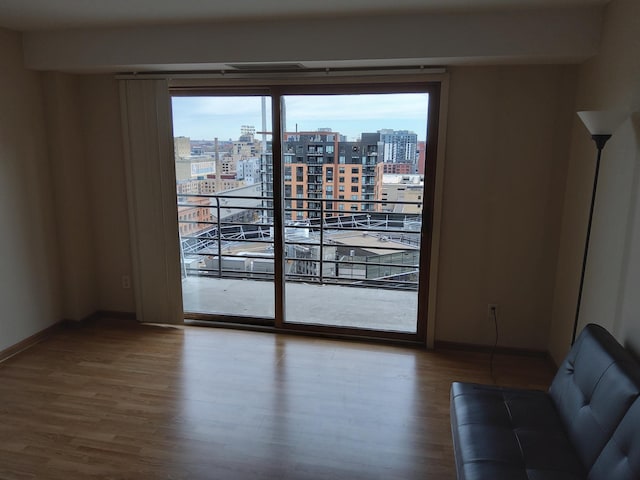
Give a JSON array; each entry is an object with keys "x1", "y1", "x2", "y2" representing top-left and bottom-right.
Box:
[{"x1": 119, "y1": 79, "x2": 183, "y2": 324}]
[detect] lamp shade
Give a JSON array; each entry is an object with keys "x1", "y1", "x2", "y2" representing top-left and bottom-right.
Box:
[{"x1": 577, "y1": 110, "x2": 627, "y2": 135}]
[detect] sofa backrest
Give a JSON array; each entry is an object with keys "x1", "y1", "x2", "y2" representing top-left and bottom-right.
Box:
[{"x1": 549, "y1": 323, "x2": 640, "y2": 479}]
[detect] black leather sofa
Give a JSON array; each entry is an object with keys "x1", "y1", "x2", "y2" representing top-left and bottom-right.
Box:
[{"x1": 450, "y1": 324, "x2": 640, "y2": 480}]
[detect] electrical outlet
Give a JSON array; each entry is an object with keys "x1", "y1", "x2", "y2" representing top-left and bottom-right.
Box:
[
  {"x1": 122, "y1": 275, "x2": 131, "y2": 289},
  {"x1": 488, "y1": 303, "x2": 498, "y2": 321}
]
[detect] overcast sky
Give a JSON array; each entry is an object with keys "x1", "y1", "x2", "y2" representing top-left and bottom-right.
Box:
[{"x1": 171, "y1": 93, "x2": 429, "y2": 142}]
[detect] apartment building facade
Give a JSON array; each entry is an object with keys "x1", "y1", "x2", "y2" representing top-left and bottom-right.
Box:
[
  {"x1": 261, "y1": 130, "x2": 381, "y2": 221},
  {"x1": 379, "y1": 129, "x2": 418, "y2": 165}
]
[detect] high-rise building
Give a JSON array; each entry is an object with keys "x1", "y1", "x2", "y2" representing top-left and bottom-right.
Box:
[
  {"x1": 261, "y1": 130, "x2": 379, "y2": 222},
  {"x1": 377, "y1": 129, "x2": 418, "y2": 166},
  {"x1": 416, "y1": 140, "x2": 427, "y2": 175},
  {"x1": 237, "y1": 157, "x2": 261, "y2": 185},
  {"x1": 174, "y1": 136, "x2": 191, "y2": 158}
]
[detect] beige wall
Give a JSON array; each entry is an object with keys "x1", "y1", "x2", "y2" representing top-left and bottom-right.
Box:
[
  {"x1": 42, "y1": 72, "x2": 97, "y2": 320},
  {"x1": 40, "y1": 73, "x2": 134, "y2": 317},
  {"x1": 0, "y1": 28, "x2": 61, "y2": 351},
  {"x1": 0, "y1": 33, "x2": 585, "y2": 351},
  {"x1": 22, "y1": 9, "x2": 602, "y2": 72},
  {"x1": 549, "y1": 0, "x2": 640, "y2": 364},
  {"x1": 79, "y1": 76, "x2": 134, "y2": 313},
  {"x1": 40, "y1": 66, "x2": 579, "y2": 349},
  {"x1": 3, "y1": 15, "x2": 622, "y2": 353},
  {"x1": 436, "y1": 65, "x2": 577, "y2": 350}
]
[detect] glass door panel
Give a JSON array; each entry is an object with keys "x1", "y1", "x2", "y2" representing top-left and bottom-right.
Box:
[
  {"x1": 171, "y1": 95, "x2": 275, "y2": 320},
  {"x1": 280, "y1": 92, "x2": 430, "y2": 334}
]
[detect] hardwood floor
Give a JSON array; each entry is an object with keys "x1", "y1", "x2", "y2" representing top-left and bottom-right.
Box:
[{"x1": 0, "y1": 319, "x2": 554, "y2": 479}]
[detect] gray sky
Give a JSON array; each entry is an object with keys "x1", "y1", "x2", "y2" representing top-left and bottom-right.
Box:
[{"x1": 171, "y1": 93, "x2": 429, "y2": 142}]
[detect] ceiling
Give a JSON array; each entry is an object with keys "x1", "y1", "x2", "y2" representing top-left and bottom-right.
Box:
[{"x1": 0, "y1": 0, "x2": 609, "y2": 32}]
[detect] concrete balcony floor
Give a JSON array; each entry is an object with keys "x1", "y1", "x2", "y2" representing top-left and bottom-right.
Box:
[{"x1": 181, "y1": 275, "x2": 418, "y2": 333}]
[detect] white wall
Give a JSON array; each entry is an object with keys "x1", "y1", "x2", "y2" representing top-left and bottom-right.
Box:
[
  {"x1": 436, "y1": 65, "x2": 577, "y2": 350},
  {"x1": 549, "y1": 0, "x2": 640, "y2": 363},
  {"x1": 0, "y1": 28, "x2": 61, "y2": 350}
]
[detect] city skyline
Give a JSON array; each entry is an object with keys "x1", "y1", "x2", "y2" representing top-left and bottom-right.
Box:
[{"x1": 171, "y1": 93, "x2": 429, "y2": 142}]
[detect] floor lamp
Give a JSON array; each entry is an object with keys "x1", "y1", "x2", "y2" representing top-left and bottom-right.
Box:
[{"x1": 572, "y1": 110, "x2": 627, "y2": 344}]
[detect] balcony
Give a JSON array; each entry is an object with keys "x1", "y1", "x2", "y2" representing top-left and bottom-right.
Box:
[
  {"x1": 182, "y1": 276, "x2": 416, "y2": 331},
  {"x1": 177, "y1": 193, "x2": 424, "y2": 333},
  {"x1": 306, "y1": 149, "x2": 324, "y2": 155}
]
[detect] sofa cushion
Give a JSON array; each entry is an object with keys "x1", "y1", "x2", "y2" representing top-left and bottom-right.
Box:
[
  {"x1": 549, "y1": 324, "x2": 640, "y2": 476},
  {"x1": 588, "y1": 398, "x2": 640, "y2": 480},
  {"x1": 450, "y1": 382, "x2": 584, "y2": 480}
]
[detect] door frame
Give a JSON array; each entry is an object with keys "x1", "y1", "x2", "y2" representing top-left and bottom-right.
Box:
[{"x1": 169, "y1": 74, "x2": 449, "y2": 347}]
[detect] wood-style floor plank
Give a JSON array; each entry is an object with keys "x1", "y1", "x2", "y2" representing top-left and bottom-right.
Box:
[{"x1": 0, "y1": 319, "x2": 554, "y2": 479}]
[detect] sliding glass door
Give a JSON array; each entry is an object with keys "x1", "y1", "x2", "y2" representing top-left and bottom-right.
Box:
[
  {"x1": 279, "y1": 91, "x2": 430, "y2": 335},
  {"x1": 172, "y1": 94, "x2": 275, "y2": 323},
  {"x1": 170, "y1": 82, "x2": 439, "y2": 342}
]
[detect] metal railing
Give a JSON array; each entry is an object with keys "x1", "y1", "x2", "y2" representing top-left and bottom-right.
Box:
[{"x1": 177, "y1": 193, "x2": 423, "y2": 290}]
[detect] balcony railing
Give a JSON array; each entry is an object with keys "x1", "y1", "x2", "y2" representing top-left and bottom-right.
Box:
[{"x1": 177, "y1": 193, "x2": 423, "y2": 291}]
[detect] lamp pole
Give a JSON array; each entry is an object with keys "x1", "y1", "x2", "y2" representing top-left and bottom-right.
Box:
[
  {"x1": 571, "y1": 134, "x2": 611, "y2": 345},
  {"x1": 572, "y1": 110, "x2": 626, "y2": 344}
]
